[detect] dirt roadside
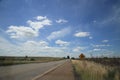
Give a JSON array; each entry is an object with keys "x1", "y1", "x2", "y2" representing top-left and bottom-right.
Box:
[{"x1": 36, "y1": 60, "x2": 75, "y2": 80}]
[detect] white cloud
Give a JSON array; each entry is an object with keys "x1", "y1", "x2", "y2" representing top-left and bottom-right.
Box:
[
  {"x1": 24, "y1": 40, "x2": 38, "y2": 46},
  {"x1": 102, "y1": 40, "x2": 109, "y2": 43},
  {"x1": 39, "y1": 41, "x2": 48, "y2": 47},
  {"x1": 6, "y1": 16, "x2": 52, "y2": 39},
  {"x1": 74, "y1": 32, "x2": 90, "y2": 37},
  {"x1": 0, "y1": 36, "x2": 21, "y2": 56},
  {"x1": 56, "y1": 19, "x2": 68, "y2": 23},
  {"x1": 6, "y1": 26, "x2": 38, "y2": 39},
  {"x1": 73, "y1": 47, "x2": 85, "y2": 52},
  {"x1": 35, "y1": 16, "x2": 47, "y2": 20},
  {"x1": 27, "y1": 16, "x2": 52, "y2": 31},
  {"x1": 0, "y1": 36, "x2": 68, "y2": 57},
  {"x1": 47, "y1": 27, "x2": 71, "y2": 40},
  {"x1": 21, "y1": 41, "x2": 68, "y2": 57},
  {"x1": 23, "y1": 40, "x2": 48, "y2": 47},
  {"x1": 92, "y1": 44, "x2": 111, "y2": 47},
  {"x1": 93, "y1": 48, "x2": 102, "y2": 51},
  {"x1": 55, "y1": 40, "x2": 69, "y2": 46}
]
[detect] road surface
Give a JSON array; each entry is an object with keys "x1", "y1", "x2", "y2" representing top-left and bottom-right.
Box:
[
  {"x1": 0, "y1": 60, "x2": 67, "y2": 80},
  {"x1": 36, "y1": 60, "x2": 75, "y2": 80}
]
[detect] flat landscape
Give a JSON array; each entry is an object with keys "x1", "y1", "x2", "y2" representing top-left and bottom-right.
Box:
[
  {"x1": 0, "y1": 0, "x2": 120, "y2": 80},
  {"x1": 0, "y1": 56, "x2": 63, "y2": 66},
  {"x1": 0, "y1": 56, "x2": 120, "y2": 80}
]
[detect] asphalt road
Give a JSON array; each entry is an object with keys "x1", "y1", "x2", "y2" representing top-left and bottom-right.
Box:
[
  {"x1": 37, "y1": 60, "x2": 75, "y2": 80},
  {"x1": 0, "y1": 60, "x2": 67, "y2": 80}
]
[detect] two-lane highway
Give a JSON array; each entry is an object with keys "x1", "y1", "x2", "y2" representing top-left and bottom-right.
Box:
[{"x1": 0, "y1": 60, "x2": 67, "y2": 80}]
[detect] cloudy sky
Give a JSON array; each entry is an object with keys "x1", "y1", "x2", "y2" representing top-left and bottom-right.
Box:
[{"x1": 0, "y1": 0, "x2": 120, "y2": 58}]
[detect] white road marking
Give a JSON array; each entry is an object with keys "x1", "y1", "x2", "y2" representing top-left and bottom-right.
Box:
[{"x1": 32, "y1": 61, "x2": 66, "y2": 80}]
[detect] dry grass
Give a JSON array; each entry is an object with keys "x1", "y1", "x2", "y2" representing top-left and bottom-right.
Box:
[
  {"x1": 72, "y1": 60, "x2": 120, "y2": 80},
  {"x1": 0, "y1": 57, "x2": 64, "y2": 66}
]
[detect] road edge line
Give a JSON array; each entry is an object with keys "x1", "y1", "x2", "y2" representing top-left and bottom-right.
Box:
[{"x1": 32, "y1": 61, "x2": 66, "y2": 80}]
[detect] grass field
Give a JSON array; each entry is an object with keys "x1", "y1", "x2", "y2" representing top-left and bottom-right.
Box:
[
  {"x1": 0, "y1": 56, "x2": 64, "y2": 66},
  {"x1": 72, "y1": 60, "x2": 120, "y2": 80}
]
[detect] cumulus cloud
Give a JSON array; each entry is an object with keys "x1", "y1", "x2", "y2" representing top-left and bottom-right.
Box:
[
  {"x1": 6, "y1": 16, "x2": 52, "y2": 39},
  {"x1": 27, "y1": 16, "x2": 52, "y2": 31},
  {"x1": 6, "y1": 26, "x2": 38, "y2": 39},
  {"x1": 21, "y1": 41, "x2": 68, "y2": 57},
  {"x1": 73, "y1": 47, "x2": 85, "y2": 52},
  {"x1": 0, "y1": 36, "x2": 67, "y2": 57},
  {"x1": 102, "y1": 40, "x2": 109, "y2": 43},
  {"x1": 56, "y1": 19, "x2": 68, "y2": 23},
  {"x1": 39, "y1": 41, "x2": 49, "y2": 47},
  {"x1": 55, "y1": 40, "x2": 69, "y2": 46},
  {"x1": 23, "y1": 40, "x2": 48, "y2": 47},
  {"x1": 35, "y1": 16, "x2": 47, "y2": 20},
  {"x1": 74, "y1": 32, "x2": 90, "y2": 37},
  {"x1": 47, "y1": 27, "x2": 71, "y2": 40}
]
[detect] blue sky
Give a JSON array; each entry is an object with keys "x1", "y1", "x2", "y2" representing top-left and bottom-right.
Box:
[{"x1": 0, "y1": 0, "x2": 120, "y2": 58}]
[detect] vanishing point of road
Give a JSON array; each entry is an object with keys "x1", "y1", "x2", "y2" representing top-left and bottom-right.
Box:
[{"x1": 0, "y1": 60, "x2": 75, "y2": 80}]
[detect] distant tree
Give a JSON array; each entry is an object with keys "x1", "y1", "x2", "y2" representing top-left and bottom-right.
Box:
[
  {"x1": 79, "y1": 53, "x2": 85, "y2": 59},
  {"x1": 71, "y1": 57, "x2": 75, "y2": 60},
  {"x1": 63, "y1": 57, "x2": 66, "y2": 59},
  {"x1": 67, "y1": 56, "x2": 70, "y2": 59},
  {"x1": 25, "y1": 56, "x2": 28, "y2": 60},
  {"x1": 103, "y1": 57, "x2": 108, "y2": 59},
  {"x1": 30, "y1": 58, "x2": 35, "y2": 61},
  {"x1": 0, "y1": 57, "x2": 5, "y2": 61},
  {"x1": 25, "y1": 56, "x2": 28, "y2": 58}
]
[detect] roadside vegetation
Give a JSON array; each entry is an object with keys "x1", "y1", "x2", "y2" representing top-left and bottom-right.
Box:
[
  {"x1": 0, "y1": 56, "x2": 64, "y2": 66},
  {"x1": 72, "y1": 60, "x2": 120, "y2": 80}
]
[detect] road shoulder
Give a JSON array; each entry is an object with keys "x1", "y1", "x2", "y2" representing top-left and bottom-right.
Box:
[{"x1": 35, "y1": 60, "x2": 75, "y2": 80}]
